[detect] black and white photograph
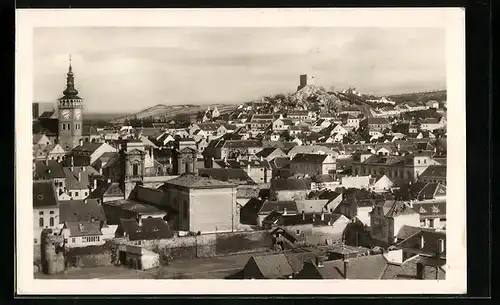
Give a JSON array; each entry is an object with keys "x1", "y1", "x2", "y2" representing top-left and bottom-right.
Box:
[{"x1": 16, "y1": 8, "x2": 466, "y2": 294}]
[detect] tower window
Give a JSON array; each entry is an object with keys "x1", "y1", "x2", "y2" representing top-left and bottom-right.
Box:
[
  {"x1": 39, "y1": 218, "x2": 44, "y2": 228},
  {"x1": 132, "y1": 164, "x2": 139, "y2": 176},
  {"x1": 62, "y1": 124, "x2": 66, "y2": 130},
  {"x1": 50, "y1": 217, "x2": 54, "y2": 227},
  {"x1": 68, "y1": 124, "x2": 71, "y2": 130}
]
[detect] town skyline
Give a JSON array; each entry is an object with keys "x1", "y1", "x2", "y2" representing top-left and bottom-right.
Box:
[{"x1": 34, "y1": 27, "x2": 446, "y2": 113}]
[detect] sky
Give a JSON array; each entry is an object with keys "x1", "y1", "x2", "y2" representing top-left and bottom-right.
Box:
[{"x1": 33, "y1": 27, "x2": 446, "y2": 113}]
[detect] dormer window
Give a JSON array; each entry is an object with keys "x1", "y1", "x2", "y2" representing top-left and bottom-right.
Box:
[
  {"x1": 37, "y1": 195, "x2": 44, "y2": 200},
  {"x1": 432, "y1": 206, "x2": 440, "y2": 213},
  {"x1": 152, "y1": 228, "x2": 159, "y2": 232}
]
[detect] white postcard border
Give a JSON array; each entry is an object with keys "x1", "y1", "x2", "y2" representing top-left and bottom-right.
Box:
[{"x1": 16, "y1": 8, "x2": 466, "y2": 295}]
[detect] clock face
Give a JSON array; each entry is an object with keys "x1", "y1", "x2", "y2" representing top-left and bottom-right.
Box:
[
  {"x1": 74, "y1": 109, "x2": 82, "y2": 120},
  {"x1": 60, "y1": 110, "x2": 71, "y2": 120}
]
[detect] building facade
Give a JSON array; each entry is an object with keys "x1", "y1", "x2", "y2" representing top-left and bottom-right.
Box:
[{"x1": 58, "y1": 60, "x2": 83, "y2": 150}]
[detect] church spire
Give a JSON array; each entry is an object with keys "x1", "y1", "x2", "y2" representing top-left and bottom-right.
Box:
[{"x1": 62, "y1": 54, "x2": 79, "y2": 98}]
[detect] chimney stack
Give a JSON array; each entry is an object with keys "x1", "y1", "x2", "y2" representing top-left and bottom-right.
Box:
[
  {"x1": 77, "y1": 171, "x2": 81, "y2": 182},
  {"x1": 419, "y1": 235, "x2": 425, "y2": 249},
  {"x1": 416, "y1": 262, "x2": 425, "y2": 279},
  {"x1": 71, "y1": 156, "x2": 74, "y2": 170},
  {"x1": 302, "y1": 211, "x2": 306, "y2": 221},
  {"x1": 438, "y1": 238, "x2": 445, "y2": 253},
  {"x1": 321, "y1": 212, "x2": 325, "y2": 221},
  {"x1": 283, "y1": 208, "x2": 287, "y2": 215},
  {"x1": 79, "y1": 139, "x2": 83, "y2": 147},
  {"x1": 316, "y1": 256, "x2": 324, "y2": 268},
  {"x1": 343, "y1": 258, "x2": 349, "y2": 279},
  {"x1": 93, "y1": 178, "x2": 98, "y2": 190}
]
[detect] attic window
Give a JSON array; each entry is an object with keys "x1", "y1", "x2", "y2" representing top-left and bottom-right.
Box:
[
  {"x1": 431, "y1": 206, "x2": 440, "y2": 213},
  {"x1": 152, "y1": 228, "x2": 159, "y2": 232},
  {"x1": 37, "y1": 195, "x2": 44, "y2": 200},
  {"x1": 136, "y1": 228, "x2": 142, "y2": 232},
  {"x1": 419, "y1": 206, "x2": 427, "y2": 213}
]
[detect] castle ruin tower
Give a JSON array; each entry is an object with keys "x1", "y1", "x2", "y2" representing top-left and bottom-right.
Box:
[{"x1": 58, "y1": 55, "x2": 83, "y2": 151}]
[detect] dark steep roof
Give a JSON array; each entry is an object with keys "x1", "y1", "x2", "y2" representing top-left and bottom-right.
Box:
[
  {"x1": 119, "y1": 218, "x2": 173, "y2": 241},
  {"x1": 59, "y1": 199, "x2": 106, "y2": 223},
  {"x1": 33, "y1": 180, "x2": 58, "y2": 208}
]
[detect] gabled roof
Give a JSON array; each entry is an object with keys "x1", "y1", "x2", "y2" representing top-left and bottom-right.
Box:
[
  {"x1": 291, "y1": 153, "x2": 330, "y2": 164},
  {"x1": 71, "y1": 142, "x2": 103, "y2": 153},
  {"x1": 33, "y1": 180, "x2": 58, "y2": 208},
  {"x1": 59, "y1": 199, "x2": 106, "y2": 223},
  {"x1": 255, "y1": 147, "x2": 284, "y2": 159},
  {"x1": 34, "y1": 160, "x2": 66, "y2": 179},
  {"x1": 364, "y1": 117, "x2": 390, "y2": 125},
  {"x1": 65, "y1": 221, "x2": 102, "y2": 237},
  {"x1": 222, "y1": 140, "x2": 262, "y2": 149},
  {"x1": 419, "y1": 165, "x2": 446, "y2": 179},
  {"x1": 410, "y1": 182, "x2": 447, "y2": 200},
  {"x1": 63, "y1": 166, "x2": 100, "y2": 190},
  {"x1": 119, "y1": 218, "x2": 173, "y2": 241},
  {"x1": 89, "y1": 182, "x2": 124, "y2": 199},
  {"x1": 245, "y1": 254, "x2": 294, "y2": 279},
  {"x1": 411, "y1": 201, "x2": 446, "y2": 218},
  {"x1": 258, "y1": 200, "x2": 298, "y2": 215},
  {"x1": 381, "y1": 200, "x2": 418, "y2": 218},
  {"x1": 397, "y1": 229, "x2": 446, "y2": 258}
]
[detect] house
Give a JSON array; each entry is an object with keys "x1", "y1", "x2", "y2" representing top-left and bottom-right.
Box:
[
  {"x1": 411, "y1": 201, "x2": 446, "y2": 229},
  {"x1": 115, "y1": 217, "x2": 173, "y2": 243},
  {"x1": 161, "y1": 174, "x2": 238, "y2": 233},
  {"x1": 370, "y1": 200, "x2": 421, "y2": 247},
  {"x1": 60, "y1": 220, "x2": 114, "y2": 248},
  {"x1": 345, "y1": 115, "x2": 361, "y2": 129},
  {"x1": 70, "y1": 141, "x2": 117, "y2": 166},
  {"x1": 287, "y1": 145, "x2": 337, "y2": 160},
  {"x1": 270, "y1": 178, "x2": 311, "y2": 201},
  {"x1": 214, "y1": 157, "x2": 271, "y2": 184},
  {"x1": 271, "y1": 118, "x2": 288, "y2": 131},
  {"x1": 33, "y1": 133, "x2": 52, "y2": 148},
  {"x1": 88, "y1": 181, "x2": 125, "y2": 203},
  {"x1": 290, "y1": 154, "x2": 336, "y2": 176},
  {"x1": 311, "y1": 119, "x2": 331, "y2": 132},
  {"x1": 371, "y1": 175, "x2": 394, "y2": 192},
  {"x1": 240, "y1": 253, "x2": 295, "y2": 279},
  {"x1": 351, "y1": 152, "x2": 440, "y2": 184},
  {"x1": 287, "y1": 110, "x2": 312, "y2": 121},
  {"x1": 33, "y1": 180, "x2": 60, "y2": 244},
  {"x1": 33, "y1": 144, "x2": 66, "y2": 162},
  {"x1": 340, "y1": 175, "x2": 372, "y2": 189},
  {"x1": 256, "y1": 200, "x2": 299, "y2": 227},
  {"x1": 418, "y1": 165, "x2": 447, "y2": 185},
  {"x1": 396, "y1": 229, "x2": 446, "y2": 262},
  {"x1": 339, "y1": 107, "x2": 362, "y2": 117},
  {"x1": 360, "y1": 118, "x2": 391, "y2": 132},
  {"x1": 420, "y1": 117, "x2": 445, "y2": 132},
  {"x1": 62, "y1": 166, "x2": 100, "y2": 200}
]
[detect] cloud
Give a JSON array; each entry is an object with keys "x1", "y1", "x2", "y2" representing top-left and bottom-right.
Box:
[{"x1": 33, "y1": 27, "x2": 446, "y2": 113}]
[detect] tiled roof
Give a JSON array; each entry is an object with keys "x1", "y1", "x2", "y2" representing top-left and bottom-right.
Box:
[
  {"x1": 104, "y1": 199, "x2": 173, "y2": 215},
  {"x1": 131, "y1": 186, "x2": 168, "y2": 205},
  {"x1": 39, "y1": 111, "x2": 55, "y2": 119},
  {"x1": 119, "y1": 218, "x2": 173, "y2": 241},
  {"x1": 89, "y1": 182, "x2": 124, "y2": 199},
  {"x1": 397, "y1": 229, "x2": 447, "y2": 258},
  {"x1": 65, "y1": 221, "x2": 102, "y2": 237},
  {"x1": 410, "y1": 182, "x2": 447, "y2": 200},
  {"x1": 258, "y1": 200, "x2": 298, "y2": 215},
  {"x1": 33, "y1": 180, "x2": 58, "y2": 208},
  {"x1": 270, "y1": 157, "x2": 291, "y2": 169},
  {"x1": 364, "y1": 118, "x2": 390, "y2": 125},
  {"x1": 63, "y1": 166, "x2": 100, "y2": 190},
  {"x1": 255, "y1": 148, "x2": 280, "y2": 159},
  {"x1": 411, "y1": 201, "x2": 446, "y2": 218},
  {"x1": 419, "y1": 165, "x2": 446, "y2": 178},
  {"x1": 271, "y1": 178, "x2": 311, "y2": 191},
  {"x1": 71, "y1": 142, "x2": 103, "y2": 153},
  {"x1": 198, "y1": 168, "x2": 256, "y2": 185},
  {"x1": 246, "y1": 254, "x2": 294, "y2": 279},
  {"x1": 34, "y1": 160, "x2": 66, "y2": 179},
  {"x1": 223, "y1": 140, "x2": 262, "y2": 149},
  {"x1": 165, "y1": 173, "x2": 236, "y2": 189},
  {"x1": 381, "y1": 256, "x2": 446, "y2": 280},
  {"x1": 59, "y1": 199, "x2": 106, "y2": 223},
  {"x1": 382, "y1": 200, "x2": 418, "y2": 218},
  {"x1": 297, "y1": 254, "x2": 389, "y2": 279},
  {"x1": 291, "y1": 153, "x2": 330, "y2": 164}
]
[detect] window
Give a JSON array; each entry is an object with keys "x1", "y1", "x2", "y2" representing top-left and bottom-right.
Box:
[
  {"x1": 75, "y1": 192, "x2": 79, "y2": 197},
  {"x1": 39, "y1": 218, "x2": 44, "y2": 228},
  {"x1": 417, "y1": 160, "x2": 421, "y2": 164},
  {"x1": 62, "y1": 124, "x2": 66, "y2": 130},
  {"x1": 84, "y1": 191, "x2": 87, "y2": 196},
  {"x1": 424, "y1": 159, "x2": 427, "y2": 164},
  {"x1": 49, "y1": 217, "x2": 54, "y2": 227},
  {"x1": 39, "y1": 211, "x2": 43, "y2": 216},
  {"x1": 49, "y1": 210, "x2": 54, "y2": 215},
  {"x1": 67, "y1": 124, "x2": 70, "y2": 130},
  {"x1": 132, "y1": 164, "x2": 139, "y2": 176},
  {"x1": 72, "y1": 238, "x2": 75, "y2": 243},
  {"x1": 34, "y1": 238, "x2": 38, "y2": 244},
  {"x1": 69, "y1": 191, "x2": 72, "y2": 197}
]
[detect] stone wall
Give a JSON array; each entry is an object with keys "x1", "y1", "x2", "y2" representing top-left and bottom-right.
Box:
[
  {"x1": 65, "y1": 246, "x2": 114, "y2": 268},
  {"x1": 122, "y1": 230, "x2": 273, "y2": 264}
]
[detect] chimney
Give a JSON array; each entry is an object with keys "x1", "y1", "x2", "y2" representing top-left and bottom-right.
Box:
[
  {"x1": 419, "y1": 235, "x2": 425, "y2": 249},
  {"x1": 45, "y1": 158, "x2": 48, "y2": 166},
  {"x1": 302, "y1": 211, "x2": 306, "y2": 220},
  {"x1": 99, "y1": 167, "x2": 103, "y2": 175},
  {"x1": 107, "y1": 178, "x2": 111, "y2": 183},
  {"x1": 416, "y1": 262, "x2": 425, "y2": 279},
  {"x1": 79, "y1": 139, "x2": 83, "y2": 147},
  {"x1": 93, "y1": 178, "x2": 98, "y2": 190},
  {"x1": 438, "y1": 238, "x2": 445, "y2": 253},
  {"x1": 247, "y1": 163, "x2": 251, "y2": 173},
  {"x1": 77, "y1": 171, "x2": 81, "y2": 182},
  {"x1": 71, "y1": 156, "x2": 74, "y2": 169},
  {"x1": 78, "y1": 223, "x2": 84, "y2": 231},
  {"x1": 321, "y1": 213, "x2": 325, "y2": 221},
  {"x1": 316, "y1": 256, "x2": 324, "y2": 268},
  {"x1": 283, "y1": 208, "x2": 287, "y2": 215},
  {"x1": 260, "y1": 155, "x2": 263, "y2": 161},
  {"x1": 343, "y1": 258, "x2": 349, "y2": 279}
]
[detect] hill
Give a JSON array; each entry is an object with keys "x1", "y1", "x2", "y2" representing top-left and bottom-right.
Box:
[
  {"x1": 109, "y1": 103, "x2": 236, "y2": 124},
  {"x1": 387, "y1": 90, "x2": 447, "y2": 104}
]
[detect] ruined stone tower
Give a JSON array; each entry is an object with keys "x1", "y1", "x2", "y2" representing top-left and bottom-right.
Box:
[{"x1": 40, "y1": 229, "x2": 66, "y2": 275}]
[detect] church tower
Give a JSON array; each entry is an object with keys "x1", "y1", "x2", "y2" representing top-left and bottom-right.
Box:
[{"x1": 58, "y1": 56, "x2": 83, "y2": 150}]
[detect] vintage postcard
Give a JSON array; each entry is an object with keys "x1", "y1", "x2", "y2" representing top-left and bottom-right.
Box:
[{"x1": 16, "y1": 8, "x2": 466, "y2": 294}]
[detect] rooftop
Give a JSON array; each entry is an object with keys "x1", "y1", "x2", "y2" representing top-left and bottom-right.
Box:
[
  {"x1": 33, "y1": 180, "x2": 58, "y2": 208},
  {"x1": 165, "y1": 173, "x2": 236, "y2": 189}
]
